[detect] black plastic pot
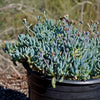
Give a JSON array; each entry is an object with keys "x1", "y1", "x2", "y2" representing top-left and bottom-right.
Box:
[{"x1": 23, "y1": 63, "x2": 100, "y2": 100}]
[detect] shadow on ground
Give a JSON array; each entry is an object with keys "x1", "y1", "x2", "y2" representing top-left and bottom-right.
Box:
[{"x1": 0, "y1": 86, "x2": 29, "y2": 100}]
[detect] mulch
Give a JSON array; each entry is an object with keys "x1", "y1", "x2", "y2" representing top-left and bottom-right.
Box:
[{"x1": 0, "y1": 72, "x2": 29, "y2": 100}]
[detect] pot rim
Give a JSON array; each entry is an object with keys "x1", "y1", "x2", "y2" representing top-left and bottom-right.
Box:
[{"x1": 23, "y1": 63, "x2": 100, "y2": 85}]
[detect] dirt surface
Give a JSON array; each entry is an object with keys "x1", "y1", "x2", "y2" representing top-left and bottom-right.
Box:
[
  {"x1": 0, "y1": 48, "x2": 29, "y2": 100},
  {"x1": 0, "y1": 70, "x2": 29, "y2": 100}
]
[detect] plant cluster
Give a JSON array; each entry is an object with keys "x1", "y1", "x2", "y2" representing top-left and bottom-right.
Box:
[{"x1": 3, "y1": 15, "x2": 100, "y2": 87}]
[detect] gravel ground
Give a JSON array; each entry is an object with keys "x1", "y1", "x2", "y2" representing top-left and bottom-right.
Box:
[
  {"x1": 0, "y1": 86, "x2": 29, "y2": 100},
  {"x1": 0, "y1": 52, "x2": 29, "y2": 100},
  {"x1": 0, "y1": 72, "x2": 29, "y2": 100}
]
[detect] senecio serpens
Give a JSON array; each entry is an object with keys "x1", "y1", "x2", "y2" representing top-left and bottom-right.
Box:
[{"x1": 3, "y1": 14, "x2": 100, "y2": 88}]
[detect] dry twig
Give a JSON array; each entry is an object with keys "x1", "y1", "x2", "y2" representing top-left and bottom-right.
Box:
[
  {"x1": 0, "y1": 55, "x2": 21, "y2": 77},
  {"x1": 10, "y1": 65, "x2": 21, "y2": 78}
]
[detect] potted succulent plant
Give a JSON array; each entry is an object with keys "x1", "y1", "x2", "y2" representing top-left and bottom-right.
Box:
[{"x1": 3, "y1": 13, "x2": 100, "y2": 100}]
